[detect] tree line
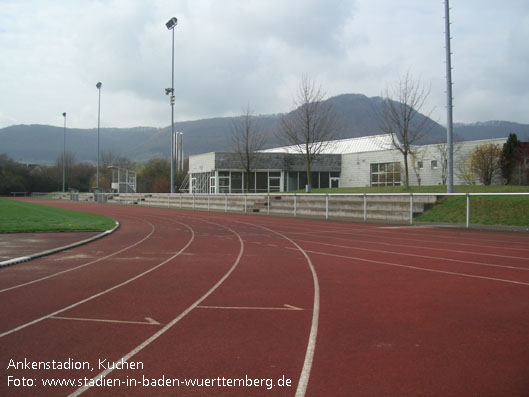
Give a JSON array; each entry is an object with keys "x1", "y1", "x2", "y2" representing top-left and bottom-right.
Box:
[
  {"x1": 458, "y1": 133, "x2": 529, "y2": 185},
  {"x1": 0, "y1": 152, "x2": 188, "y2": 196}
]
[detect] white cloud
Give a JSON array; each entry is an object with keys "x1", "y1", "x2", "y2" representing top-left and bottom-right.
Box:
[{"x1": 0, "y1": 0, "x2": 528, "y2": 129}]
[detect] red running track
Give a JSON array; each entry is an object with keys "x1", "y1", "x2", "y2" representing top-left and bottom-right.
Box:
[{"x1": 1, "y1": 198, "x2": 529, "y2": 396}]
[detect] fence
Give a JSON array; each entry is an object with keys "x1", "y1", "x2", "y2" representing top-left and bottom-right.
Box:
[
  {"x1": 29, "y1": 191, "x2": 528, "y2": 228},
  {"x1": 103, "y1": 192, "x2": 528, "y2": 228}
]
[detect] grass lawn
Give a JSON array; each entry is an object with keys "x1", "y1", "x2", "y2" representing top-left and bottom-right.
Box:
[
  {"x1": 295, "y1": 185, "x2": 529, "y2": 227},
  {"x1": 301, "y1": 185, "x2": 529, "y2": 194},
  {"x1": 0, "y1": 198, "x2": 116, "y2": 233}
]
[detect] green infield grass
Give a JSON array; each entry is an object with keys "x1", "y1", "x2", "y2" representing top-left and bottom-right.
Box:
[{"x1": 0, "y1": 198, "x2": 116, "y2": 233}]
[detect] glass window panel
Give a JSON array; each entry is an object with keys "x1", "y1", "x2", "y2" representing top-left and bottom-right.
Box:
[
  {"x1": 231, "y1": 172, "x2": 242, "y2": 193},
  {"x1": 256, "y1": 172, "x2": 268, "y2": 192},
  {"x1": 311, "y1": 172, "x2": 319, "y2": 189},
  {"x1": 288, "y1": 172, "x2": 298, "y2": 191},
  {"x1": 320, "y1": 172, "x2": 330, "y2": 188},
  {"x1": 299, "y1": 172, "x2": 308, "y2": 188},
  {"x1": 249, "y1": 172, "x2": 256, "y2": 193}
]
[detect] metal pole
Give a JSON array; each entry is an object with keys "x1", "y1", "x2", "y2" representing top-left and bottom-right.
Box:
[
  {"x1": 62, "y1": 112, "x2": 66, "y2": 192},
  {"x1": 170, "y1": 28, "x2": 175, "y2": 193},
  {"x1": 410, "y1": 193, "x2": 414, "y2": 225},
  {"x1": 96, "y1": 82, "x2": 102, "y2": 190},
  {"x1": 444, "y1": 0, "x2": 454, "y2": 193},
  {"x1": 466, "y1": 193, "x2": 470, "y2": 228},
  {"x1": 363, "y1": 194, "x2": 367, "y2": 222}
]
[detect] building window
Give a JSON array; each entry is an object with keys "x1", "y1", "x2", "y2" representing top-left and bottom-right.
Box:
[
  {"x1": 218, "y1": 171, "x2": 230, "y2": 193},
  {"x1": 418, "y1": 161, "x2": 423, "y2": 169},
  {"x1": 431, "y1": 160, "x2": 438, "y2": 170},
  {"x1": 370, "y1": 162, "x2": 402, "y2": 187},
  {"x1": 269, "y1": 171, "x2": 281, "y2": 192}
]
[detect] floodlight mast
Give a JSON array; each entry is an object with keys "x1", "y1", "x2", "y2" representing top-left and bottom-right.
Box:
[
  {"x1": 62, "y1": 112, "x2": 67, "y2": 192},
  {"x1": 444, "y1": 0, "x2": 454, "y2": 193},
  {"x1": 96, "y1": 82, "x2": 102, "y2": 190},
  {"x1": 166, "y1": 17, "x2": 177, "y2": 193}
]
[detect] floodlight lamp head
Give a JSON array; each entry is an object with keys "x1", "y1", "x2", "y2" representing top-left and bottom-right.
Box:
[
  {"x1": 165, "y1": 88, "x2": 173, "y2": 95},
  {"x1": 166, "y1": 17, "x2": 178, "y2": 30},
  {"x1": 62, "y1": 112, "x2": 66, "y2": 117},
  {"x1": 96, "y1": 82, "x2": 102, "y2": 89}
]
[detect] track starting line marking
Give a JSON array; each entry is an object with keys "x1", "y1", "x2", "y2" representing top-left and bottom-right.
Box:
[
  {"x1": 197, "y1": 304, "x2": 305, "y2": 311},
  {"x1": 50, "y1": 316, "x2": 161, "y2": 325}
]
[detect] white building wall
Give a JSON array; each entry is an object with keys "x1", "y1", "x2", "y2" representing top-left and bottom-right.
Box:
[
  {"x1": 188, "y1": 152, "x2": 216, "y2": 173},
  {"x1": 342, "y1": 149, "x2": 402, "y2": 187},
  {"x1": 341, "y1": 137, "x2": 508, "y2": 187}
]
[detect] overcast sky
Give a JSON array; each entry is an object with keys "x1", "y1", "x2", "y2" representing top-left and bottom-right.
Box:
[{"x1": 1, "y1": 0, "x2": 528, "y2": 129}]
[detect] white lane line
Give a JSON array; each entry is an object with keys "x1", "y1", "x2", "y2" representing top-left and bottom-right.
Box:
[
  {"x1": 286, "y1": 230, "x2": 529, "y2": 261},
  {"x1": 69, "y1": 221, "x2": 244, "y2": 397},
  {"x1": 305, "y1": 249, "x2": 529, "y2": 287},
  {"x1": 241, "y1": 222, "x2": 319, "y2": 397},
  {"x1": 0, "y1": 219, "x2": 156, "y2": 294},
  {"x1": 197, "y1": 304, "x2": 305, "y2": 311},
  {"x1": 253, "y1": 219, "x2": 529, "y2": 252},
  {"x1": 293, "y1": 239, "x2": 529, "y2": 271},
  {"x1": 50, "y1": 316, "x2": 161, "y2": 326},
  {"x1": 0, "y1": 221, "x2": 194, "y2": 339}
]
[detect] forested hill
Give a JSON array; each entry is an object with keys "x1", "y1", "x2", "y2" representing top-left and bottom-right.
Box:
[{"x1": 1, "y1": 94, "x2": 527, "y2": 164}]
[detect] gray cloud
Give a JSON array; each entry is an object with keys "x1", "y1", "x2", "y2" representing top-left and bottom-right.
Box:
[{"x1": 0, "y1": 0, "x2": 528, "y2": 129}]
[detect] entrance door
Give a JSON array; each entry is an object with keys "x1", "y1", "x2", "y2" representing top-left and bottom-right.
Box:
[{"x1": 209, "y1": 176, "x2": 216, "y2": 194}]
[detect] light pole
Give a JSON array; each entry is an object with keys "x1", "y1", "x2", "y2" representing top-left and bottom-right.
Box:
[
  {"x1": 96, "y1": 82, "x2": 102, "y2": 190},
  {"x1": 62, "y1": 112, "x2": 67, "y2": 192},
  {"x1": 444, "y1": 0, "x2": 454, "y2": 193},
  {"x1": 166, "y1": 16, "x2": 177, "y2": 193}
]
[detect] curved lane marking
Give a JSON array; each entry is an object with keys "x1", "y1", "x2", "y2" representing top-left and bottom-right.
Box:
[
  {"x1": 236, "y1": 221, "x2": 320, "y2": 397},
  {"x1": 0, "y1": 218, "x2": 156, "y2": 294},
  {"x1": 69, "y1": 221, "x2": 244, "y2": 396},
  {"x1": 0, "y1": 221, "x2": 194, "y2": 338}
]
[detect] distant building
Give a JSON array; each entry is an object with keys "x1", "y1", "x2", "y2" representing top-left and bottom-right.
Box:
[{"x1": 187, "y1": 134, "x2": 508, "y2": 193}]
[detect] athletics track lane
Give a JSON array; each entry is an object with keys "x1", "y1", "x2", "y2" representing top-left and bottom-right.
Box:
[
  {"x1": 1, "y1": 199, "x2": 529, "y2": 396},
  {"x1": 1, "y1": 200, "x2": 315, "y2": 396}
]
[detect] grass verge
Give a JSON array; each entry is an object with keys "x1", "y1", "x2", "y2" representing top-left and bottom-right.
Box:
[
  {"x1": 416, "y1": 195, "x2": 529, "y2": 226},
  {"x1": 0, "y1": 198, "x2": 116, "y2": 233},
  {"x1": 302, "y1": 185, "x2": 529, "y2": 194}
]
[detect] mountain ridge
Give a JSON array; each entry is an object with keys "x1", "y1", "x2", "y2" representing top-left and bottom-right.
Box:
[{"x1": 1, "y1": 93, "x2": 527, "y2": 165}]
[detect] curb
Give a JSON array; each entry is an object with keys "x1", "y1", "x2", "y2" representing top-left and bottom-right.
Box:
[{"x1": 0, "y1": 221, "x2": 120, "y2": 268}]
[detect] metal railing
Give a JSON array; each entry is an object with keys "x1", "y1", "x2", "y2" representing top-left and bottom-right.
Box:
[{"x1": 38, "y1": 191, "x2": 529, "y2": 229}]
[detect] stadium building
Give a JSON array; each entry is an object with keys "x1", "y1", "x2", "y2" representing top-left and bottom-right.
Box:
[{"x1": 187, "y1": 134, "x2": 507, "y2": 193}]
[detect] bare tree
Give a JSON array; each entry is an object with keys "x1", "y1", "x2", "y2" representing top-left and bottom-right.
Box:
[
  {"x1": 376, "y1": 73, "x2": 435, "y2": 188},
  {"x1": 470, "y1": 143, "x2": 503, "y2": 185},
  {"x1": 56, "y1": 151, "x2": 76, "y2": 190},
  {"x1": 433, "y1": 135, "x2": 462, "y2": 185},
  {"x1": 276, "y1": 76, "x2": 338, "y2": 190},
  {"x1": 229, "y1": 105, "x2": 267, "y2": 193},
  {"x1": 410, "y1": 149, "x2": 426, "y2": 186},
  {"x1": 456, "y1": 156, "x2": 477, "y2": 185}
]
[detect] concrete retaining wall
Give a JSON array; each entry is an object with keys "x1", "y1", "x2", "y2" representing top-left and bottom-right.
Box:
[{"x1": 106, "y1": 193, "x2": 439, "y2": 223}]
